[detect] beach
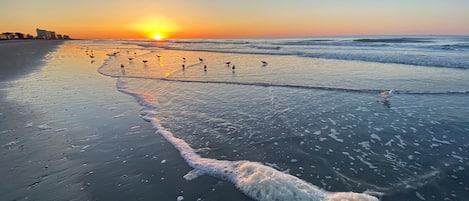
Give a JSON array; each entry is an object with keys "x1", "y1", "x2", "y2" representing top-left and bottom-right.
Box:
[
  {"x1": 1, "y1": 37, "x2": 469, "y2": 201},
  {"x1": 0, "y1": 40, "x2": 253, "y2": 201},
  {"x1": 0, "y1": 40, "x2": 63, "y2": 82}
]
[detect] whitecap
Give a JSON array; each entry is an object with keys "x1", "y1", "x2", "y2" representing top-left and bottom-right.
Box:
[
  {"x1": 2, "y1": 141, "x2": 19, "y2": 147},
  {"x1": 112, "y1": 114, "x2": 125, "y2": 118},
  {"x1": 370, "y1": 134, "x2": 381, "y2": 141},
  {"x1": 24, "y1": 122, "x2": 33, "y2": 128},
  {"x1": 37, "y1": 124, "x2": 52, "y2": 130},
  {"x1": 415, "y1": 192, "x2": 426, "y2": 200}
]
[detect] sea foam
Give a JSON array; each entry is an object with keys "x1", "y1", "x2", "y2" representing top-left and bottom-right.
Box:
[
  {"x1": 145, "y1": 112, "x2": 378, "y2": 201},
  {"x1": 114, "y1": 81, "x2": 380, "y2": 200}
]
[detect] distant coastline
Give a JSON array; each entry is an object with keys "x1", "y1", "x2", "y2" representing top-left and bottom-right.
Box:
[{"x1": 0, "y1": 28, "x2": 72, "y2": 40}]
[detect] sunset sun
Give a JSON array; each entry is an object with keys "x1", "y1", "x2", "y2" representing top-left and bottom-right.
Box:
[
  {"x1": 153, "y1": 33, "x2": 162, "y2": 40},
  {"x1": 129, "y1": 16, "x2": 178, "y2": 40}
]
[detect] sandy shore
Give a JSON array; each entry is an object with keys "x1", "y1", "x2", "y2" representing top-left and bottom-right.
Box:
[
  {"x1": 0, "y1": 40, "x2": 72, "y2": 200},
  {"x1": 0, "y1": 39, "x2": 262, "y2": 201},
  {"x1": 0, "y1": 40, "x2": 63, "y2": 82},
  {"x1": 0, "y1": 40, "x2": 245, "y2": 201},
  {"x1": 0, "y1": 40, "x2": 162, "y2": 200}
]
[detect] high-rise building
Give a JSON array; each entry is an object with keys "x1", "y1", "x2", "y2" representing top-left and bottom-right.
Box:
[
  {"x1": 36, "y1": 28, "x2": 48, "y2": 39},
  {"x1": 36, "y1": 28, "x2": 70, "y2": 40}
]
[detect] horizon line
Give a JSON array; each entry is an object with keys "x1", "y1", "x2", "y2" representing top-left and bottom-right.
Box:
[{"x1": 71, "y1": 33, "x2": 469, "y2": 40}]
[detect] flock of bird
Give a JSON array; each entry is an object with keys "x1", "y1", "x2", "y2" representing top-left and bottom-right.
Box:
[
  {"x1": 178, "y1": 56, "x2": 268, "y2": 74},
  {"x1": 86, "y1": 49, "x2": 395, "y2": 103},
  {"x1": 87, "y1": 48, "x2": 270, "y2": 73}
]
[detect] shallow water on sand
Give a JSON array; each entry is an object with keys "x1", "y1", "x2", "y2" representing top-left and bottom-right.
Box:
[
  {"x1": 96, "y1": 38, "x2": 469, "y2": 200},
  {"x1": 2, "y1": 39, "x2": 469, "y2": 201},
  {"x1": 1, "y1": 41, "x2": 257, "y2": 201}
]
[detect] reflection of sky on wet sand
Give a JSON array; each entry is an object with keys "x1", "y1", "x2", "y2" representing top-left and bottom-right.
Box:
[{"x1": 98, "y1": 45, "x2": 469, "y2": 94}]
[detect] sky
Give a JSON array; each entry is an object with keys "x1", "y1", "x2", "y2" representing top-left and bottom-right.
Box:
[{"x1": 1, "y1": 0, "x2": 468, "y2": 39}]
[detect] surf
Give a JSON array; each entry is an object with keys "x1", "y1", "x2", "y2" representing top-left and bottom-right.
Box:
[{"x1": 113, "y1": 81, "x2": 381, "y2": 201}]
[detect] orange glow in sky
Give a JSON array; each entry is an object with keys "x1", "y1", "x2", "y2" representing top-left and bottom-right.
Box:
[
  {"x1": 1, "y1": 0, "x2": 468, "y2": 39},
  {"x1": 129, "y1": 16, "x2": 178, "y2": 39}
]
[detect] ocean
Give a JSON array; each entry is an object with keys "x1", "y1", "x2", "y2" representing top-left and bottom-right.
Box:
[
  {"x1": 89, "y1": 36, "x2": 469, "y2": 200},
  {"x1": 4, "y1": 36, "x2": 467, "y2": 201}
]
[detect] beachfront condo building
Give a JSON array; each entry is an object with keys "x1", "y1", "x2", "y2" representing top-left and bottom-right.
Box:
[{"x1": 36, "y1": 28, "x2": 57, "y2": 40}]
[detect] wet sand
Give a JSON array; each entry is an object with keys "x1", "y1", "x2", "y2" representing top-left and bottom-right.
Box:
[
  {"x1": 0, "y1": 41, "x2": 251, "y2": 201},
  {"x1": 0, "y1": 40, "x2": 63, "y2": 82}
]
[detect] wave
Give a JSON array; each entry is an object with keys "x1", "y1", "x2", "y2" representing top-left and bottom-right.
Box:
[
  {"x1": 272, "y1": 39, "x2": 335, "y2": 45},
  {"x1": 272, "y1": 39, "x2": 390, "y2": 47},
  {"x1": 353, "y1": 38, "x2": 431, "y2": 43},
  {"x1": 160, "y1": 45, "x2": 469, "y2": 69},
  {"x1": 160, "y1": 78, "x2": 469, "y2": 95},
  {"x1": 98, "y1": 66, "x2": 469, "y2": 95},
  {"x1": 151, "y1": 39, "x2": 469, "y2": 69},
  {"x1": 168, "y1": 39, "x2": 250, "y2": 45},
  {"x1": 437, "y1": 43, "x2": 469, "y2": 51},
  {"x1": 116, "y1": 82, "x2": 381, "y2": 201},
  {"x1": 296, "y1": 52, "x2": 469, "y2": 70},
  {"x1": 281, "y1": 37, "x2": 434, "y2": 45},
  {"x1": 248, "y1": 45, "x2": 281, "y2": 50}
]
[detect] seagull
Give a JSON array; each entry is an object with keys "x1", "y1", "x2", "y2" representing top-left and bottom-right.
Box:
[
  {"x1": 204, "y1": 64, "x2": 207, "y2": 71},
  {"x1": 225, "y1": 61, "x2": 231, "y2": 65},
  {"x1": 121, "y1": 64, "x2": 125, "y2": 73},
  {"x1": 128, "y1": 58, "x2": 134, "y2": 61},
  {"x1": 232, "y1": 65, "x2": 236, "y2": 74},
  {"x1": 142, "y1": 60, "x2": 148, "y2": 63},
  {"x1": 380, "y1": 89, "x2": 395, "y2": 99},
  {"x1": 89, "y1": 54, "x2": 95, "y2": 59},
  {"x1": 182, "y1": 57, "x2": 186, "y2": 62},
  {"x1": 261, "y1": 61, "x2": 268, "y2": 66},
  {"x1": 199, "y1": 57, "x2": 204, "y2": 62}
]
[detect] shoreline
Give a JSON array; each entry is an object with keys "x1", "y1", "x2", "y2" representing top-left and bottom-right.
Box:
[
  {"x1": 0, "y1": 39, "x2": 236, "y2": 201},
  {"x1": 0, "y1": 39, "x2": 70, "y2": 200},
  {"x1": 2, "y1": 39, "x2": 468, "y2": 201}
]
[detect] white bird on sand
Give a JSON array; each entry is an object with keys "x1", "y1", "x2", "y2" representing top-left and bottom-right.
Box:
[
  {"x1": 380, "y1": 89, "x2": 395, "y2": 99},
  {"x1": 261, "y1": 61, "x2": 268, "y2": 66},
  {"x1": 199, "y1": 57, "x2": 204, "y2": 62}
]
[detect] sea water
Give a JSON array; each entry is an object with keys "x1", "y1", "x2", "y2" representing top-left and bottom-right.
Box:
[{"x1": 89, "y1": 36, "x2": 468, "y2": 200}]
